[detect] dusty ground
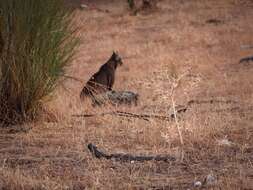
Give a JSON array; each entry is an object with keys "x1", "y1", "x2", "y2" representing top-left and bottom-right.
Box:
[{"x1": 0, "y1": 0, "x2": 253, "y2": 189}]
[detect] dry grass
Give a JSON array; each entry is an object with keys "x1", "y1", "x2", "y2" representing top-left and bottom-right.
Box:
[{"x1": 0, "y1": 0, "x2": 253, "y2": 189}]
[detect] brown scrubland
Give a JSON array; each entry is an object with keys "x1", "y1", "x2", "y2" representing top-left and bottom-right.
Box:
[{"x1": 0, "y1": 0, "x2": 253, "y2": 189}]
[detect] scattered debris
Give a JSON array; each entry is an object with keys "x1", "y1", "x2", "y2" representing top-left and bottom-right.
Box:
[
  {"x1": 194, "y1": 181, "x2": 202, "y2": 188},
  {"x1": 193, "y1": 173, "x2": 217, "y2": 189},
  {"x1": 204, "y1": 173, "x2": 217, "y2": 186},
  {"x1": 205, "y1": 18, "x2": 224, "y2": 25},
  {"x1": 80, "y1": 4, "x2": 88, "y2": 9},
  {"x1": 217, "y1": 137, "x2": 234, "y2": 146},
  {"x1": 87, "y1": 143, "x2": 176, "y2": 162}
]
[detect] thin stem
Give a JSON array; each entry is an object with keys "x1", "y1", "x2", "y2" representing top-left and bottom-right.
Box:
[{"x1": 171, "y1": 93, "x2": 184, "y2": 146}]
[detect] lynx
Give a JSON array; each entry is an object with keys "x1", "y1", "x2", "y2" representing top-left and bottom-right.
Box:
[{"x1": 80, "y1": 51, "x2": 123, "y2": 105}]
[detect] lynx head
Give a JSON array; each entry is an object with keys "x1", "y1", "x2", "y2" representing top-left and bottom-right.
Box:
[{"x1": 112, "y1": 51, "x2": 123, "y2": 66}]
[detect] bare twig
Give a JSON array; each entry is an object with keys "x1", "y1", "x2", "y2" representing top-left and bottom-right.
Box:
[
  {"x1": 61, "y1": 74, "x2": 84, "y2": 83},
  {"x1": 166, "y1": 70, "x2": 189, "y2": 161},
  {"x1": 169, "y1": 72, "x2": 188, "y2": 146},
  {"x1": 171, "y1": 96, "x2": 183, "y2": 145}
]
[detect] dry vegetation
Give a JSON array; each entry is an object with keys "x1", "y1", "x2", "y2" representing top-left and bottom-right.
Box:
[{"x1": 1, "y1": 0, "x2": 253, "y2": 189}]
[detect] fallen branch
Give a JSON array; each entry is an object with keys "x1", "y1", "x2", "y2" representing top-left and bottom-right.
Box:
[
  {"x1": 187, "y1": 99, "x2": 238, "y2": 106},
  {"x1": 73, "y1": 111, "x2": 149, "y2": 121},
  {"x1": 72, "y1": 106, "x2": 187, "y2": 122},
  {"x1": 87, "y1": 143, "x2": 176, "y2": 162},
  {"x1": 205, "y1": 18, "x2": 224, "y2": 25},
  {"x1": 239, "y1": 56, "x2": 253, "y2": 64},
  {"x1": 73, "y1": 98, "x2": 238, "y2": 121},
  {"x1": 115, "y1": 108, "x2": 187, "y2": 120}
]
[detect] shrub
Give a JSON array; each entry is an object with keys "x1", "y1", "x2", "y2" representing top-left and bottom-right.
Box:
[
  {"x1": 0, "y1": 0, "x2": 79, "y2": 125},
  {"x1": 127, "y1": 0, "x2": 136, "y2": 10}
]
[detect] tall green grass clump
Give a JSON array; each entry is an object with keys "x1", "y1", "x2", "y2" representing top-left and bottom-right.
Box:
[{"x1": 0, "y1": 0, "x2": 78, "y2": 125}]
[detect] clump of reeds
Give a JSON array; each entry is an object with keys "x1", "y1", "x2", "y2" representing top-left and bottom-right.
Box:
[{"x1": 0, "y1": 0, "x2": 79, "y2": 125}]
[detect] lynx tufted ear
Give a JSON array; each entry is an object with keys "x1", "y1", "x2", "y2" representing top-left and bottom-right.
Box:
[
  {"x1": 111, "y1": 51, "x2": 123, "y2": 65},
  {"x1": 112, "y1": 50, "x2": 118, "y2": 56}
]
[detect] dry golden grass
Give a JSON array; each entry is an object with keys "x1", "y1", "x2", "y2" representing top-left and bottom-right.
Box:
[{"x1": 1, "y1": 0, "x2": 253, "y2": 189}]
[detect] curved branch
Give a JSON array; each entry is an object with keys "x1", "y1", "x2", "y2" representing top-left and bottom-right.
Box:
[{"x1": 87, "y1": 143, "x2": 176, "y2": 162}]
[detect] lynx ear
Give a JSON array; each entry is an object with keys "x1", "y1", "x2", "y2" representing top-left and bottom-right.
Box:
[{"x1": 113, "y1": 50, "x2": 119, "y2": 55}]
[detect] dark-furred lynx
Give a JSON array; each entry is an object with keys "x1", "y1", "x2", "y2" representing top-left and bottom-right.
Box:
[{"x1": 80, "y1": 51, "x2": 123, "y2": 105}]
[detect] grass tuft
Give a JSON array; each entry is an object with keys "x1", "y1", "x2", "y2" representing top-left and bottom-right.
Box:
[{"x1": 0, "y1": 0, "x2": 79, "y2": 125}]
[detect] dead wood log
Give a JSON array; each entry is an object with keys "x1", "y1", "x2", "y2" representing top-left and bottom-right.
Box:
[
  {"x1": 239, "y1": 56, "x2": 253, "y2": 64},
  {"x1": 87, "y1": 143, "x2": 176, "y2": 162},
  {"x1": 205, "y1": 18, "x2": 224, "y2": 25}
]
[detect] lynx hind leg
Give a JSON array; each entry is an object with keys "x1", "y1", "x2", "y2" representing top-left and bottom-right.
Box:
[
  {"x1": 135, "y1": 93, "x2": 139, "y2": 106},
  {"x1": 134, "y1": 95, "x2": 138, "y2": 106},
  {"x1": 91, "y1": 93, "x2": 109, "y2": 107},
  {"x1": 90, "y1": 94, "x2": 102, "y2": 107},
  {"x1": 80, "y1": 86, "x2": 93, "y2": 100}
]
